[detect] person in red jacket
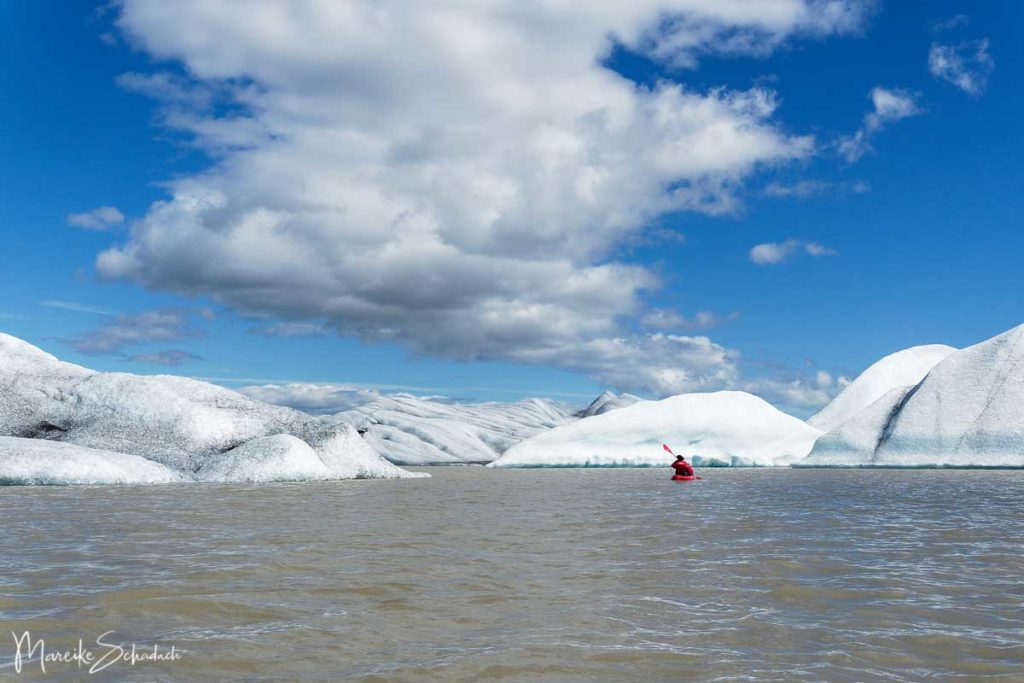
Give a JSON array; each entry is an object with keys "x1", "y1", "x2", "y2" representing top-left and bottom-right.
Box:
[{"x1": 671, "y1": 455, "x2": 695, "y2": 478}]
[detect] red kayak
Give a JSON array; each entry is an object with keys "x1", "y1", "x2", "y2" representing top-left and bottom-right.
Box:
[{"x1": 671, "y1": 475, "x2": 697, "y2": 481}]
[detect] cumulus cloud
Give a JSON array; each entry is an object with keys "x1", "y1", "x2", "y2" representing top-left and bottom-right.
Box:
[
  {"x1": 640, "y1": 309, "x2": 738, "y2": 330},
  {"x1": 67, "y1": 206, "x2": 124, "y2": 231},
  {"x1": 929, "y1": 39, "x2": 994, "y2": 96},
  {"x1": 62, "y1": 307, "x2": 207, "y2": 355},
  {"x1": 504, "y1": 333, "x2": 741, "y2": 397},
  {"x1": 95, "y1": 1, "x2": 871, "y2": 395},
  {"x1": 838, "y1": 87, "x2": 921, "y2": 162},
  {"x1": 117, "y1": 71, "x2": 215, "y2": 109},
  {"x1": 236, "y1": 383, "x2": 380, "y2": 414},
  {"x1": 741, "y1": 371, "x2": 850, "y2": 416},
  {"x1": 749, "y1": 239, "x2": 837, "y2": 265}
]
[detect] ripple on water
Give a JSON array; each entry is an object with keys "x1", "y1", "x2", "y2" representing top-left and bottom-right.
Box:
[{"x1": 2, "y1": 467, "x2": 1023, "y2": 682}]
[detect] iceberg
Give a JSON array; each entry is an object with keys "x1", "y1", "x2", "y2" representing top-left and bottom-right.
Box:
[
  {"x1": 196, "y1": 434, "x2": 330, "y2": 483},
  {"x1": 798, "y1": 324, "x2": 1024, "y2": 468},
  {"x1": 578, "y1": 390, "x2": 643, "y2": 417},
  {"x1": 796, "y1": 387, "x2": 911, "y2": 467},
  {"x1": 872, "y1": 325, "x2": 1024, "y2": 467},
  {"x1": 490, "y1": 391, "x2": 822, "y2": 468},
  {"x1": 0, "y1": 333, "x2": 416, "y2": 483},
  {"x1": 0, "y1": 437, "x2": 183, "y2": 485},
  {"x1": 333, "y1": 394, "x2": 574, "y2": 465},
  {"x1": 807, "y1": 344, "x2": 956, "y2": 433}
]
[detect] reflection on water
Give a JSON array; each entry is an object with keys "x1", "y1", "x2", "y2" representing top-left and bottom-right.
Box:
[{"x1": 2, "y1": 468, "x2": 1022, "y2": 682}]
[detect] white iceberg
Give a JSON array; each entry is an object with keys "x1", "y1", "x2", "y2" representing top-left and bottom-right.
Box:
[
  {"x1": 0, "y1": 437, "x2": 183, "y2": 485},
  {"x1": 796, "y1": 387, "x2": 911, "y2": 467},
  {"x1": 333, "y1": 394, "x2": 574, "y2": 465},
  {"x1": 871, "y1": 325, "x2": 1024, "y2": 467},
  {"x1": 0, "y1": 333, "x2": 416, "y2": 482},
  {"x1": 798, "y1": 324, "x2": 1024, "y2": 468},
  {"x1": 196, "y1": 434, "x2": 331, "y2": 483},
  {"x1": 490, "y1": 391, "x2": 822, "y2": 468},
  {"x1": 307, "y1": 424, "x2": 428, "y2": 478},
  {"x1": 807, "y1": 344, "x2": 956, "y2": 433},
  {"x1": 578, "y1": 390, "x2": 644, "y2": 417}
]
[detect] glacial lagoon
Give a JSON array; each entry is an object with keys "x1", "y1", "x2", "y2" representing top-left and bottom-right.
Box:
[{"x1": 3, "y1": 467, "x2": 1022, "y2": 682}]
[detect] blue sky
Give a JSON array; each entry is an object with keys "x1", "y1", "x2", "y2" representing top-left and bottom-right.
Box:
[{"x1": 1, "y1": 1, "x2": 1020, "y2": 413}]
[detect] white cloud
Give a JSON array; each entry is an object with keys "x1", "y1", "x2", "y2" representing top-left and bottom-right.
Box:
[
  {"x1": 803, "y1": 242, "x2": 837, "y2": 257},
  {"x1": 749, "y1": 239, "x2": 837, "y2": 265},
  {"x1": 929, "y1": 39, "x2": 994, "y2": 96},
  {"x1": 67, "y1": 206, "x2": 124, "y2": 231},
  {"x1": 117, "y1": 71, "x2": 215, "y2": 110},
  {"x1": 741, "y1": 372, "x2": 850, "y2": 416},
  {"x1": 838, "y1": 87, "x2": 921, "y2": 162},
  {"x1": 62, "y1": 308, "x2": 207, "y2": 355},
  {"x1": 760, "y1": 178, "x2": 870, "y2": 198},
  {"x1": 125, "y1": 349, "x2": 204, "y2": 366},
  {"x1": 504, "y1": 333, "x2": 741, "y2": 397},
  {"x1": 96, "y1": 1, "x2": 870, "y2": 395},
  {"x1": 640, "y1": 309, "x2": 738, "y2": 330},
  {"x1": 931, "y1": 15, "x2": 969, "y2": 33},
  {"x1": 236, "y1": 383, "x2": 380, "y2": 414},
  {"x1": 249, "y1": 322, "x2": 329, "y2": 338},
  {"x1": 41, "y1": 300, "x2": 116, "y2": 316}
]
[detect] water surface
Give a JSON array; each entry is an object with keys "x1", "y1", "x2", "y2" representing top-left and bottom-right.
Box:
[{"x1": 2, "y1": 468, "x2": 1022, "y2": 681}]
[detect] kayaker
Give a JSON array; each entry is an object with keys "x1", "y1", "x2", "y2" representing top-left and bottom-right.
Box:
[{"x1": 670, "y1": 455, "x2": 694, "y2": 478}]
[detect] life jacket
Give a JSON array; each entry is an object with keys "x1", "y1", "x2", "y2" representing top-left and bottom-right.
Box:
[{"x1": 671, "y1": 460, "x2": 694, "y2": 476}]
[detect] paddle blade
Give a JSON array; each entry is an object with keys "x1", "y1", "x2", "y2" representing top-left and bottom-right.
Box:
[{"x1": 662, "y1": 444, "x2": 675, "y2": 456}]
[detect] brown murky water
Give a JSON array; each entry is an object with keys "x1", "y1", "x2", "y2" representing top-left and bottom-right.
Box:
[{"x1": 2, "y1": 468, "x2": 1023, "y2": 682}]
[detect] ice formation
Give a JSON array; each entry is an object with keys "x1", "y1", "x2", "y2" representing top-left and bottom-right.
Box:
[
  {"x1": 490, "y1": 391, "x2": 823, "y2": 468},
  {"x1": 807, "y1": 344, "x2": 956, "y2": 433},
  {"x1": 333, "y1": 395, "x2": 574, "y2": 464},
  {"x1": 796, "y1": 387, "x2": 912, "y2": 467},
  {"x1": 0, "y1": 333, "x2": 417, "y2": 483},
  {"x1": 0, "y1": 436, "x2": 183, "y2": 485},
  {"x1": 578, "y1": 390, "x2": 644, "y2": 417},
  {"x1": 799, "y1": 325, "x2": 1024, "y2": 467}
]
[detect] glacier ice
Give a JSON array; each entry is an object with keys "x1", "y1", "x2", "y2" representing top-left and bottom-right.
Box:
[
  {"x1": 579, "y1": 390, "x2": 643, "y2": 417},
  {"x1": 196, "y1": 434, "x2": 332, "y2": 483},
  {"x1": 332, "y1": 394, "x2": 574, "y2": 465},
  {"x1": 0, "y1": 437, "x2": 183, "y2": 485},
  {"x1": 490, "y1": 391, "x2": 823, "y2": 468},
  {"x1": 796, "y1": 387, "x2": 912, "y2": 467},
  {"x1": 871, "y1": 325, "x2": 1024, "y2": 466},
  {"x1": 798, "y1": 325, "x2": 1024, "y2": 467},
  {"x1": 0, "y1": 333, "x2": 417, "y2": 483},
  {"x1": 807, "y1": 344, "x2": 956, "y2": 433}
]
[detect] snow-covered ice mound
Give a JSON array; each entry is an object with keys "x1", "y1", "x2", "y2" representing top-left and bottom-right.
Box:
[
  {"x1": 307, "y1": 424, "x2": 427, "y2": 478},
  {"x1": 0, "y1": 333, "x2": 416, "y2": 483},
  {"x1": 796, "y1": 387, "x2": 912, "y2": 467},
  {"x1": 0, "y1": 437, "x2": 182, "y2": 485},
  {"x1": 871, "y1": 325, "x2": 1024, "y2": 467},
  {"x1": 333, "y1": 394, "x2": 574, "y2": 465},
  {"x1": 797, "y1": 324, "x2": 1024, "y2": 468},
  {"x1": 808, "y1": 344, "x2": 956, "y2": 433},
  {"x1": 578, "y1": 391, "x2": 644, "y2": 417},
  {"x1": 197, "y1": 434, "x2": 330, "y2": 483},
  {"x1": 490, "y1": 391, "x2": 822, "y2": 468}
]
